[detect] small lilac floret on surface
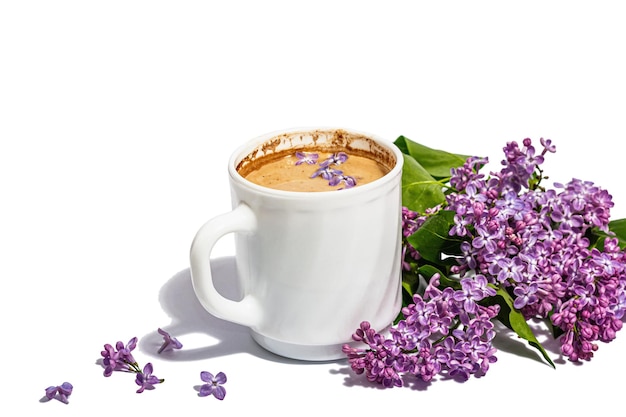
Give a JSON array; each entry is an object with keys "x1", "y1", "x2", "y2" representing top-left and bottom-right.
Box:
[
  {"x1": 295, "y1": 151, "x2": 318, "y2": 165},
  {"x1": 135, "y1": 362, "x2": 163, "y2": 393},
  {"x1": 44, "y1": 382, "x2": 73, "y2": 404},
  {"x1": 157, "y1": 328, "x2": 183, "y2": 354},
  {"x1": 199, "y1": 371, "x2": 227, "y2": 400}
]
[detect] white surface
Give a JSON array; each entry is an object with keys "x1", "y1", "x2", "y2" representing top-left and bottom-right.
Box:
[{"x1": 1, "y1": 1, "x2": 625, "y2": 415}]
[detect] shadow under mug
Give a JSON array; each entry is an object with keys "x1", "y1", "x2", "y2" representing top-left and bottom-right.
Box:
[{"x1": 190, "y1": 127, "x2": 404, "y2": 361}]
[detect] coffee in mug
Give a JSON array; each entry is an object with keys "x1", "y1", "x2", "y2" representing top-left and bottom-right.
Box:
[{"x1": 238, "y1": 146, "x2": 392, "y2": 192}]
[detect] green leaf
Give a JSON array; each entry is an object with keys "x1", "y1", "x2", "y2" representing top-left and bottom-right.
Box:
[
  {"x1": 417, "y1": 264, "x2": 461, "y2": 290},
  {"x1": 401, "y1": 270, "x2": 422, "y2": 303},
  {"x1": 486, "y1": 287, "x2": 556, "y2": 369},
  {"x1": 608, "y1": 219, "x2": 626, "y2": 248},
  {"x1": 588, "y1": 218, "x2": 626, "y2": 250},
  {"x1": 407, "y1": 210, "x2": 462, "y2": 264},
  {"x1": 394, "y1": 135, "x2": 472, "y2": 179},
  {"x1": 400, "y1": 154, "x2": 448, "y2": 213}
]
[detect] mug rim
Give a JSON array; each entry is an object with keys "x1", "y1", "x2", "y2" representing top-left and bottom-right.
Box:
[{"x1": 228, "y1": 127, "x2": 404, "y2": 199}]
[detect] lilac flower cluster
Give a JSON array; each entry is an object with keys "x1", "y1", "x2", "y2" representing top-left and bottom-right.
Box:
[
  {"x1": 352, "y1": 137, "x2": 626, "y2": 388},
  {"x1": 100, "y1": 336, "x2": 164, "y2": 393},
  {"x1": 296, "y1": 151, "x2": 357, "y2": 188},
  {"x1": 343, "y1": 273, "x2": 499, "y2": 387},
  {"x1": 404, "y1": 139, "x2": 626, "y2": 361},
  {"x1": 437, "y1": 138, "x2": 625, "y2": 362}
]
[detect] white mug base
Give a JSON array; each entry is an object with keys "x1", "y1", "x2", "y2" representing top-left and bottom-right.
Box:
[
  {"x1": 250, "y1": 330, "x2": 348, "y2": 361},
  {"x1": 250, "y1": 324, "x2": 393, "y2": 362}
]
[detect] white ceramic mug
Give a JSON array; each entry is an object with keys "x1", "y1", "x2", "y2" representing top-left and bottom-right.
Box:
[{"x1": 190, "y1": 127, "x2": 404, "y2": 361}]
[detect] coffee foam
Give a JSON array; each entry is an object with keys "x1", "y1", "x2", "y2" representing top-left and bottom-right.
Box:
[{"x1": 236, "y1": 128, "x2": 396, "y2": 178}]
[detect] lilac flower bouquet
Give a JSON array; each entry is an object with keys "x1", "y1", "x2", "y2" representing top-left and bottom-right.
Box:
[{"x1": 344, "y1": 136, "x2": 626, "y2": 388}]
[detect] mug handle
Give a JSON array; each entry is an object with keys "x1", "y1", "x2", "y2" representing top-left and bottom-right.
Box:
[{"x1": 190, "y1": 203, "x2": 261, "y2": 327}]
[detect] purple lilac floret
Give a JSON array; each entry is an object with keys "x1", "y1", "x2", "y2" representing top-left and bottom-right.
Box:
[
  {"x1": 295, "y1": 151, "x2": 318, "y2": 165},
  {"x1": 343, "y1": 274, "x2": 499, "y2": 387},
  {"x1": 157, "y1": 328, "x2": 183, "y2": 353},
  {"x1": 199, "y1": 371, "x2": 227, "y2": 400},
  {"x1": 44, "y1": 382, "x2": 73, "y2": 404},
  {"x1": 329, "y1": 174, "x2": 357, "y2": 188},
  {"x1": 403, "y1": 137, "x2": 625, "y2": 364},
  {"x1": 320, "y1": 152, "x2": 348, "y2": 167},
  {"x1": 135, "y1": 363, "x2": 163, "y2": 393}
]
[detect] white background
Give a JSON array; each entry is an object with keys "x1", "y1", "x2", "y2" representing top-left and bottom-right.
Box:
[{"x1": 2, "y1": 1, "x2": 625, "y2": 415}]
